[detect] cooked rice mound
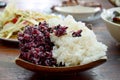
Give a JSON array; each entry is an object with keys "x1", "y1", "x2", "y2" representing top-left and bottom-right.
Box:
[{"x1": 47, "y1": 15, "x2": 107, "y2": 67}]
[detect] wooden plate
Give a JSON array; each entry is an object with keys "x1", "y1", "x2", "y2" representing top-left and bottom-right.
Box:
[{"x1": 15, "y1": 57, "x2": 107, "y2": 73}]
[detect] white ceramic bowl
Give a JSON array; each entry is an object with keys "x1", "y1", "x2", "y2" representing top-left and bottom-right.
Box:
[
  {"x1": 54, "y1": 5, "x2": 101, "y2": 21},
  {"x1": 101, "y1": 7, "x2": 120, "y2": 42}
]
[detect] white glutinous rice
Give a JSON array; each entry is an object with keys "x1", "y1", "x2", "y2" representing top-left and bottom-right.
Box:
[{"x1": 47, "y1": 15, "x2": 107, "y2": 67}]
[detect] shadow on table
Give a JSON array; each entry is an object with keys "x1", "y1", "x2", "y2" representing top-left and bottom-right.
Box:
[
  {"x1": 0, "y1": 40, "x2": 19, "y2": 48},
  {"x1": 30, "y1": 71, "x2": 95, "y2": 80}
]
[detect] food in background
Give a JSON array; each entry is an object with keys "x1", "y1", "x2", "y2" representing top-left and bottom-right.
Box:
[
  {"x1": 112, "y1": 11, "x2": 120, "y2": 24},
  {"x1": 52, "y1": 0, "x2": 102, "y2": 10},
  {"x1": 0, "y1": 4, "x2": 58, "y2": 39}
]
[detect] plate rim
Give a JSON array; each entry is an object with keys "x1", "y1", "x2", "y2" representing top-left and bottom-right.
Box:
[
  {"x1": 53, "y1": 7, "x2": 105, "y2": 22},
  {"x1": 15, "y1": 57, "x2": 107, "y2": 73},
  {"x1": 108, "y1": 0, "x2": 119, "y2": 7},
  {"x1": 0, "y1": 37, "x2": 18, "y2": 43}
]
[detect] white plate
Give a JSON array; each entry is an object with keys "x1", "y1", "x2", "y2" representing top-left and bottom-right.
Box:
[
  {"x1": 80, "y1": 9, "x2": 104, "y2": 22},
  {"x1": 0, "y1": 37, "x2": 18, "y2": 43},
  {"x1": 53, "y1": 5, "x2": 102, "y2": 22}
]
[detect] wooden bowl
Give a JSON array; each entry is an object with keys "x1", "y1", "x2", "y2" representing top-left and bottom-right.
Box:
[{"x1": 15, "y1": 57, "x2": 107, "y2": 73}]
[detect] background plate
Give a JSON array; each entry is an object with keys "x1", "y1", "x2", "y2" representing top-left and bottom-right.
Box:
[{"x1": 0, "y1": 38, "x2": 18, "y2": 43}]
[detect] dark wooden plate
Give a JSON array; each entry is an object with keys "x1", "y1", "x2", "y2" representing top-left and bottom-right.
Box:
[{"x1": 15, "y1": 57, "x2": 107, "y2": 73}]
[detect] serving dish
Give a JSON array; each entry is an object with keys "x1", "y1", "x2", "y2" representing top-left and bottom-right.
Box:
[
  {"x1": 101, "y1": 7, "x2": 120, "y2": 42},
  {"x1": 53, "y1": 5, "x2": 102, "y2": 21},
  {"x1": 15, "y1": 57, "x2": 107, "y2": 73},
  {"x1": 80, "y1": 9, "x2": 103, "y2": 22},
  {"x1": 15, "y1": 15, "x2": 107, "y2": 73}
]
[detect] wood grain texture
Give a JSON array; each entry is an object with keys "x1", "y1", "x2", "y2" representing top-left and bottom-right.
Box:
[{"x1": 0, "y1": 0, "x2": 120, "y2": 80}]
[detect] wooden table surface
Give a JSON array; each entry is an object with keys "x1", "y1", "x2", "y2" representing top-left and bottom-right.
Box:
[{"x1": 0, "y1": 0, "x2": 120, "y2": 80}]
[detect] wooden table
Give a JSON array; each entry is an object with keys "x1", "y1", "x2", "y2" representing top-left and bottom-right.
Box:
[{"x1": 0, "y1": 0, "x2": 120, "y2": 80}]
